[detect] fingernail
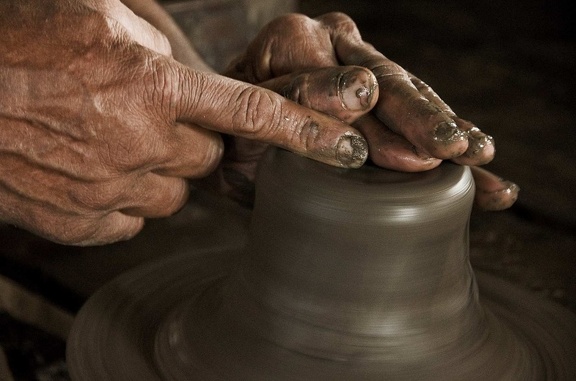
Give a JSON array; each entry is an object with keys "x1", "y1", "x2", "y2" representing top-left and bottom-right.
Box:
[
  {"x1": 492, "y1": 180, "x2": 520, "y2": 195},
  {"x1": 478, "y1": 181, "x2": 520, "y2": 211},
  {"x1": 466, "y1": 127, "x2": 494, "y2": 156},
  {"x1": 336, "y1": 134, "x2": 368, "y2": 168},
  {"x1": 338, "y1": 69, "x2": 376, "y2": 111},
  {"x1": 433, "y1": 121, "x2": 467, "y2": 144}
]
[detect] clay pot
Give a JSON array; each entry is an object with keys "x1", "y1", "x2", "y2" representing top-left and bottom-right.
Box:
[
  {"x1": 226, "y1": 147, "x2": 479, "y2": 361},
  {"x1": 67, "y1": 148, "x2": 576, "y2": 380}
]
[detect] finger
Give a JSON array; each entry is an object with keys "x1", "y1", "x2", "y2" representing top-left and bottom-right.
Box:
[
  {"x1": 451, "y1": 125, "x2": 495, "y2": 166},
  {"x1": 216, "y1": 136, "x2": 268, "y2": 208},
  {"x1": 169, "y1": 66, "x2": 368, "y2": 168},
  {"x1": 258, "y1": 66, "x2": 378, "y2": 124},
  {"x1": 354, "y1": 115, "x2": 442, "y2": 172},
  {"x1": 470, "y1": 166, "x2": 519, "y2": 211},
  {"x1": 120, "y1": 172, "x2": 189, "y2": 217},
  {"x1": 153, "y1": 122, "x2": 224, "y2": 178},
  {"x1": 71, "y1": 212, "x2": 145, "y2": 246},
  {"x1": 409, "y1": 74, "x2": 495, "y2": 165},
  {"x1": 358, "y1": 61, "x2": 468, "y2": 160},
  {"x1": 318, "y1": 12, "x2": 469, "y2": 160},
  {"x1": 39, "y1": 211, "x2": 145, "y2": 246}
]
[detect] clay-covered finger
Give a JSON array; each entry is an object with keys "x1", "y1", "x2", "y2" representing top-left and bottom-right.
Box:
[
  {"x1": 120, "y1": 173, "x2": 189, "y2": 218},
  {"x1": 470, "y1": 166, "x2": 519, "y2": 211},
  {"x1": 354, "y1": 114, "x2": 442, "y2": 172},
  {"x1": 315, "y1": 13, "x2": 469, "y2": 160},
  {"x1": 359, "y1": 63, "x2": 467, "y2": 160},
  {"x1": 258, "y1": 66, "x2": 378, "y2": 124},
  {"x1": 451, "y1": 124, "x2": 495, "y2": 166},
  {"x1": 169, "y1": 67, "x2": 368, "y2": 169},
  {"x1": 409, "y1": 74, "x2": 495, "y2": 165}
]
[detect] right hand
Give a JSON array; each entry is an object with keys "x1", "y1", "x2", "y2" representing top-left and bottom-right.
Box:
[
  {"x1": 223, "y1": 13, "x2": 519, "y2": 211},
  {"x1": 0, "y1": 0, "x2": 368, "y2": 245}
]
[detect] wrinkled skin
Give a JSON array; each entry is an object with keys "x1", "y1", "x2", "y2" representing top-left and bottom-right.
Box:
[
  {"x1": 0, "y1": 1, "x2": 518, "y2": 246},
  {"x1": 0, "y1": 1, "x2": 367, "y2": 245},
  {"x1": 221, "y1": 13, "x2": 519, "y2": 209}
]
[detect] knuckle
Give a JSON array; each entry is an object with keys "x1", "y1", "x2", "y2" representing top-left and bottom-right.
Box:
[
  {"x1": 371, "y1": 61, "x2": 406, "y2": 84},
  {"x1": 95, "y1": 115, "x2": 168, "y2": 173},
  {"x1": 161, "y1": 179, "x2": 189, "y2": 215},
  {"x1": 268, "y1": 13, "x2": 310, "y2": 31},
  {"x1": 292, "y1": 119, "x2": 321, "y2": 151},
  {"x1": 410, "y1": 75, "x2": 431, "y2": 91},
  {"x1": 144, "y1": 61, "x2": 178, "y2": 111},
  {"x1": 98, "y1": 132, "x2": 144, "y2": 171},
  {"x1": 318, "y1": 12, "x2": 357, "y2": 32},
  {"x1": 69, "y1": 180, "x2": 126, "y2": 212},
  {"x1": 231, "y1": 87, "x2": 282, "y2": 139},
  {"x1": 69, "y1": 214, "x2": 145, "y2": 246},
  {"x1": 140, "y1": 59, "x2": 195, "y2": 124},
  {"x1": 282, "y1": 74, "x2": 307, "y2": 105}
]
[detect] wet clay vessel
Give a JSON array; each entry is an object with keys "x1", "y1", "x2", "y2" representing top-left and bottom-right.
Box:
[{"x1": 67, "y1": 148, "x2": 576, "y2": 380}]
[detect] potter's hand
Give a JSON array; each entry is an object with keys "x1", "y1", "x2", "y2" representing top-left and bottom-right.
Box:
[
  {"x1": 226, "y1": 13, "x2": 519, "y2": 211},
  {"x1": 215, "y1": 65, "x2": 380, "y2": 206},
  {"x1": 0, "y1": 1, "x2": 367, "y2": 245}
]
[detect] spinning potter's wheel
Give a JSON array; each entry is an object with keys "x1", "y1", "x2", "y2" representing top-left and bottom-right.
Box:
[{"x1": 67, "y1": 148, "x2": 576, "y2": 380}]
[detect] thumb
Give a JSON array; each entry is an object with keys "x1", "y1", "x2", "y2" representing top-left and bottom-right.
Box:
[{"x1": 174, "y1": 68, "x2": 368, "y2": 168}]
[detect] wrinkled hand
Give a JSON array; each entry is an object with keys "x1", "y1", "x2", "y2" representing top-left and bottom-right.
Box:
[
  {"x1": 0, "y1": 2, "x2": 367, "y2": 245},
  {"x1": 224, "y1": 13, "x2": 519, "y2": 210}
]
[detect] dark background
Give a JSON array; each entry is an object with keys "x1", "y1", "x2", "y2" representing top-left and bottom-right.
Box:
[{"x1": 301, "y1": 0, "x2": 576, "y2": 309}]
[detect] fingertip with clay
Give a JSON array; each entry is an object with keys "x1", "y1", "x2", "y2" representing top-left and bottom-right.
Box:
[
  {"x1": 295, "y1": 125, "x2": 369, "y2": 169},
  {"x1": 470, "y1": 166, "x2": 520, "y2": 211},
  {"x1": 337, "y1": 67, "x2": 378, "y2": 113},
  {"x1": 269, "y1": 104, "x2": 369, "y2": 169},
  {"x1": 178, "y1": 71, "x2": 370, "y2": 172},
  {"x1": 452, "y1": 127, "x2": 495, "y2": 166},
  {"x1": 431, "y1": 120, "x2": 469, "y2": 158},
  {"x1": 336, "y1": 133, "x2": 369, "y2": 168},
  {"x1": 387, "y1": 101, "x2": 470, "y2": 161},
  {"x1": 259, "y1": 66, "x2": 378, "y2": 124},
  {"x1": 354, "y1": 114, "x2": 442, "y2": 172}
]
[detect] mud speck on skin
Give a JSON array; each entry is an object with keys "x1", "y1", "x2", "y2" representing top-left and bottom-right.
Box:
[
  {"x1": 433, "y1": 121, "x2": 467, "y2": 144},
  {"x1": 466, "y1": 133, "x2": 494, "y2": 156},
  {"x1": 478, "y1": 182, "x2": 520, "y2": 211},
  {"x1": 336, "y1": 134, "x2": 368, "y2": 168}
]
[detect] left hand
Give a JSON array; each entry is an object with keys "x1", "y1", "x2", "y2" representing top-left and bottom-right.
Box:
[
  {"x1": 223, "y1": 12, "x2": 518, "y2": 210},
  {"x1": 0, "y1": 3, "x2": 370, "y2": 245}
]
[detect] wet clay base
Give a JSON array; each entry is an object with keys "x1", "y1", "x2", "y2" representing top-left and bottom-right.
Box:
[
  {"x1": 66, "y1": 252, "x2": 576, "y2": 380},
  {"x1": 67, "y1": 149, "x2": 576, "y2": 380}
]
